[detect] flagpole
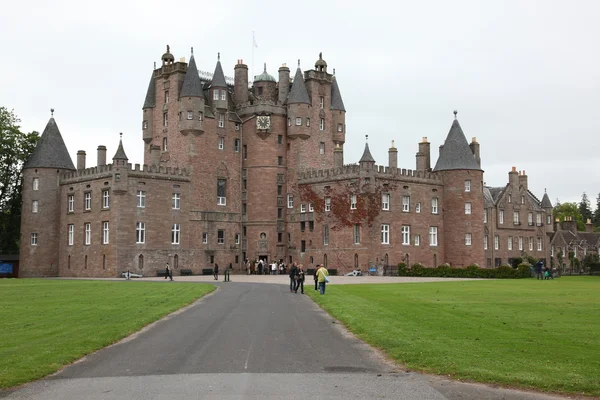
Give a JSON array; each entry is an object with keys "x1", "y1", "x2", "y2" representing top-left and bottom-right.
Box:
[{"x1": 252, "y1": 31, "x2": 255, "y2": 83}]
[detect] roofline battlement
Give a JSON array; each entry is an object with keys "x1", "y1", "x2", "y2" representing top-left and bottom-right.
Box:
[
  {"x1": 62, "y1": 164, "x2": 113, "y2": 181},
  {"x1": 297, "y1": 164, "x2": 442, "y2": 184},
  {"x1": 61, "y1": 163, "x2": 190, "y2": 184}
]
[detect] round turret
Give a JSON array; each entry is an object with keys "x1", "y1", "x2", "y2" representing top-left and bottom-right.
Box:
[
  {"x1": 254, "y1": 63, "x2": 276, "y2": 82},
  {"x1": 162, "y1": 45, "x2": 174, "y2": 65},
  {"x1": 315, "y1": 52, "x2": 327, "y2": 72}
]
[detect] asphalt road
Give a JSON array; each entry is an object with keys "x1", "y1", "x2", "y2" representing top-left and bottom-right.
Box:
[{"x1": 1, "y1": 281, "x2": 571, "y2": 400}]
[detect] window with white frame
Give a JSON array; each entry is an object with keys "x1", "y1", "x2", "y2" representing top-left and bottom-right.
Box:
[
  {"x1": 484, "y1": 209, "x2": 487, "y2": 223},
  {"x1": 521, "y1": 195, "x2": 525, "y2": 204},
  {"x1": 217, "y1": 230, "x2": 224, "y2": 244},
  {"x1": 295, "y1": 117, "x2": 302, "y2": 126},
  {"x1": 416, "y1": 202, "x2": 421, "y2": 213},
  {"x1": 508, "y1": 194, "x2": 512, "y2": 203},
  {"x1": 382, "y1": 193, "x2": 390, "y2": 210},
  {"x1": 414, "y1": 234, "x2": 420, "y2": 246},
  {"x1": 172, "y1": 224, "x2": 180, "y2": 244},
  {"x1": 102, "y1": 222, "x2": 109, "y2": 244},
  {"x1": 547, "y1": 215, "x2": 551, "y2": 225},
  {"x1": 508, "y1": 236, "x2": 513, "y2": 250},
  {"x1": 165, "y1": 90, "x2": 169, "y2": 103},
  {"x1": 353, "y1": 224, "x2": 360, "y2": 244},
  {"x1": 325, "y1": 197, "x2": 331, "y2": 212},
  {"x1": 319, "y1": 118, "x2": 324, "y2": 131},
  {"x1": 529, "y1": 237, "x2": 533, "y2": 251},
  {"x1": 217, "y1": 179, "x2": 227, "y2": 205},
  {"x1": 402, "y1": 195, "x2": 410, "y2": 212},
  {"x1": 306, "y1": 118, "x2": 310, "y2": 127},
  {"x1": 309, "y1": 203, "x2": 314, "y2": 212},
  {"x1": 499, "y1": 210, "x2": 504, "y2": 224},
  {"x1": 528, "y1": 212, "x2": 533, "y2": 225},
  {"x1": 429, "y1": 226, "x2": 438, "y2": 246},
  {"x1": 319, "y1": 96, "x2": 324, "y2": 109},
  {"x1": 287, "y1": 118, "x2": 291, "y2": 126},
  {"x1": 235, "y1": 234, "x2": 240, "y2": 245},
  {"x1": 323, "y1": 225, "x2": 329, "y2": 245},
  {"x1": 494, "y1": 235, "x2": 499, "y2": 250},
  {"x1": 84, "y1": 192, "x2": 91, "y2": 210},
  {"x1": 337, "y1": 123, "x2": 343, "y2": 132},
  {"x1": 102, "y1": 190, "x2": 110, "y2": 209},
  {"x1": 465, "y1": 233, "x2": 472, "y2": 246},
  {"x1": 218, "y1": 114, "x2": 224, "y2": 128},
  {"x1": 163, "y1": 112, "x2": 168, "y2": 127},
  {"x1": 68, "y1": 195, "x2": 74, "y2": 212},
  {"x1": 30, "y1": 232, "x2": 38, "y2": 245},
  {"x1": 137, "y1": 191, "x2": 146, "y2": 208},
  {"x1": 537, "y1": 237, "x2": 542, "y2": 251},
  {"x1": 381, "y1": 224, "x2": 390, "y2": 244},
  {"x1": 300, "y1": 204, "x2": 306, "y2": 213},
  {"x1": 202, "y1": 232, "x2": 208, "y2": 244},
  {"x1": 402, "y1": 225, "x2": 410, "y2": 245},
  {"x1": 536, "y1": 213, "x2": 542, "y2": 225},
  {"x1": 350, "y1": 194, "x2": 357, "y2": 210},
  {"x1": 484, "y1": 235, "x2": 488, "y2": 249},
  {"x1": 32, "y1": 200, "x2": 39, "y2": 213},
  {"x1": 172, "y1": 193, "x2": 180, "y2": 210},
  {"x1": 431, "y1": 198, "x2": 438, "y2": 214},
  {"x1": 84, "y1": 223, "x2": 91, "y2": 245},
  {"x1": 220, "y1": 89, "x2": 226, "y2": 101},
  {"x1": 187, "y1": 110, "x2": 193, "y2": 120},
  {"x1": 519, "y1": 236, "x2": 523, "y2": 251},
  {"x1": 218, "y1": 137, "x2": 224, "y2": 150},
  {"x1": 513, "y1": 211, "x2": 520, "y2": 224},
  {"x1": 163, "y1": 137, "x2": 168, "y2": 151},
  {"x1": 213, "y1": 89, "x2": 219, "y2": 100},
  {"x1": 287, "y1": 194, "x2": 294, "y2": 208},
  {"x1": 136, "y1": 222, "x2": 145, "y2": 243},
  {"x1": 33, "y1": 178, "x2": 39, "y2": 190},
  {"x1": 465, "y1": 202, "x2": 472, "y2": 214},
  {"x1": 68, "y1": 224, "x2": 74, "y2": 246},
  {"x1": 319, "y1": 142, "x2": 325, "y2": 154},
  {"x1": 234, "y1": 139, "x2": 240, "y2": 152},
  {"x1": 465, "y1": 180, "x2": 471, "y2": 192}
]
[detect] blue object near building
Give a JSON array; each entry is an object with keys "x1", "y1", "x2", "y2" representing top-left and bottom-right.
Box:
[{"x1": 0, "y1": 263, "x2": 14, "y2": 274}]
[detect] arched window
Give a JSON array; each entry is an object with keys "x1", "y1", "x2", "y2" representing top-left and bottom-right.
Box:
[
  {"x1": 139, "y1": 254, "x2": 144, "y2": 270},
  {"x1": 174, "y1": 254, "x2": 179, "y2": 269},
  {"x1": 354, "y1": 254, "x2": 359, "y2": 269},
  {"x1": 324, "y1": 254, "x2": 328, "y2": 268}
]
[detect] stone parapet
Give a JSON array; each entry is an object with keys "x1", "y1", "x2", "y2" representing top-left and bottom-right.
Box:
[
  {"x1": 61, "y1": 163, "x2": 191, "y2": 184},
  {"x1": 297, "y1": 164, "x2": 442, "y2": 184}
]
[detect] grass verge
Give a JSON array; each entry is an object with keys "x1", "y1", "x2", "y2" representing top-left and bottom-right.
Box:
[
  {"x1": 307, "y1": 276, "x2": 600, "y2": 396},
  {"x1": 0, "y1": 279, "x2": 214, "y2": 388}
]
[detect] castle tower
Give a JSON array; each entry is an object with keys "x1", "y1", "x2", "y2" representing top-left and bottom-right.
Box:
[
  {"x1": 210, "y1": 53, "x2": 228, "y2": 110},
  {"x1": 433, "y1": 111, "x2": 484, "y2": 267},
  {"x1": 112, "y1": 133, "x2": 129, "y2": 194},
  {"x1": 541, "y1": 190, "x2": 553, "y2": 233},
  {"x1": 330, "y1": 73, "x2": 346, "y2": 145},
  {"x1": 234, "y1": 60, "x2": 249, "y2": 104},
  {"x1": 142, "y1": 71, "x2": 155, "y2": 144},
  {"x1": 20, "y1": 112, "x2": 75, "y2": 277},
  {"x1": 286, "y1": 61, "x2": 311, "y2": 140},
  {"x1": 359, "y1": 140, "x2": 376, "y2": 174},
  {"x1": 253, "y1": 63, "x2": 277, "y2": 102},
  {"x1": 178, "y1": 49, "x2": 205, "y2": 135},
  {"x1": 278, "y1": 64, "x2": 290, "y2": 104}
]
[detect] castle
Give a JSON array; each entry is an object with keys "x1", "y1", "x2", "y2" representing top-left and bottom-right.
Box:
[{"x1": 18, "y1": 46, "x2": 555, "y2": 277}]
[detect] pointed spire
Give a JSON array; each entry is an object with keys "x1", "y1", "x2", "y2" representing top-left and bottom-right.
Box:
[
  {"x1": 330, "y1": 75, "x2": 346, "y2": 111},
  {"x1": 180, "y1": 54, "x2": 203, "y2": 97},
  {"x1": 541, "y1": 191, "x2": 553, "y2": 208},
  {"x1": 112, "y1": 133, "x2": 128, "y2": 161},
  {"x1": 143, "y1": 71, "x2": 156, "y2": 109},
  {"x1": 210, "y1": 53, "x2": 227, "y2": 88},
  {"x1": 359, "y1": 136, "x2": 375, "y2": 163},
  {"x1": 287, "y1": 65, "x2": 310, "y2": 105},
  {"x1": 24, "y1": 115, "x2": 75, "y2": 170},
  {"x1": 433, "y1": 112, "x2": 481, "y2": 171}
]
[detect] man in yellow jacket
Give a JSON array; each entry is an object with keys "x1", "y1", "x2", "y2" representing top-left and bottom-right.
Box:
[{"x1": 316, "y1": 264, "x2": 329, "y2": 295}]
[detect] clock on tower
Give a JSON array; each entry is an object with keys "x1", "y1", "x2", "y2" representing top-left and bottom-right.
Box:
[{"x1": 256, "y1": 115, "x2": 271, "y2": 130}]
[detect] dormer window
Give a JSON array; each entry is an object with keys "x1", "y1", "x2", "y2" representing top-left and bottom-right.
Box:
[{"x1": 521, "y1": 195, "x2": 525, "y2": 204}]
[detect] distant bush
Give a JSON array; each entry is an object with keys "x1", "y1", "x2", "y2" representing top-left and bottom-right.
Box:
[{"x1": 396, "y1": 263, "x2": 530, "y2": 279}]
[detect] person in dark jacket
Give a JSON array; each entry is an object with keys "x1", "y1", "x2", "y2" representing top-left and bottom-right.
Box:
[
  {"x1": 535, "y1": 261, "x2": 543, "y2": 280},
  {"x1": 313, "y1": 265, "x2": 319, "y2": 291},
  {"x1": 213, "y1": 263, "x2": 219, "y2": 280},
  {"x1": 289, "y1": 263, "x2": 298, "y2": 292},
  {"x1": 294, "y1": 264, "x2": 305, "y2": 294}
]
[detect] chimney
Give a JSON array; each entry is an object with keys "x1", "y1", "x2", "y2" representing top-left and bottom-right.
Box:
[
  {"x1": 508, "y1": 166, "x2": 519, "y2": 188},
  {"x1": 333, "y1": 143, "x2": 343, "y2": 168},
  {"x1": 278, "y1": 64, "x2": 291, "y2": 104},
  {"x1": 234, "y1": 60, "x2": 249, "y2": 104},
  {"x1": 416, "y1": 137, "x2": 430, "y2": 171},
  {"x1": 77, "y1": 150, "x2": 86, "y2": 170},
  {"x1": 469, "y1": 137, "x2": 480, "y2": 167},
  {"x1": 562, "y1": 216, "x2": 577, "y2": 233},
  {"x1": 586, "y1": 218, "x2": 593, "y2": 233},
  {"x1": 150, "y1": 145, "x2": 161, "y2": 166},
  {"x1": 518, "y1": 170, "x2": 528, "y2": 190},
  {"x1": 388, "y1": 140, "x2": 398, "y2": 169},
  {"x1": 97, "y1": 145, "x2": 107, "y2": 166}
]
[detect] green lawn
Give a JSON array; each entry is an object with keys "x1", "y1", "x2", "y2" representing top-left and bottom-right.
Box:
[
  {"x1": 308, "y1": 277, "x2": 600, "y2": 396},
  {"x1": 0, "y1": 279, "x2": 214, "y2": 388}
]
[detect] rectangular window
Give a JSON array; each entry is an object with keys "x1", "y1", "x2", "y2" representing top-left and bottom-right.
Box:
[
  {"x1": 277, "y1": 185, "x2": 282, "y2": 195},
  {"x1": 508, "y1": 194, "x2": 512, "y2": 203},
  {"x1": 521, "y1": 195, "x2": 525, "y2": 204},
  {"x1": 165, "y1": 90, "x2": 169, "y2": 103},
  {"x1": 278, "y1": 232, "x2": 282, "y2": 242},
  {"x1": 243, "y1": 145, "x2": 248, "y2": 159},
  {"x1": 309, "y1": 221, "x2": 314, "y2": 231},
  {"x1": 465, "y1": 180, "x2": 471, "y2": 192},
  {"x1": 198, "y1": 112, "x2": 203, "y2": 121},
  {"x1": 287, "y1": 194, "x2": 294, "y2": 208},
  {"x1": 68, "y1": 224, "x2": 74, "y2": 246},
  {"x1": 416, "y1": 202, "x2": 421, "y2": 213},
  {"x1": 350, "y1": 194, "x2": 357, "y2": 210},
  {"x1": 431, "y1": 198, "x2": 438, "y2": 214},
  {"x1": 235, "y1": 234, "x2": 240, "y2": 245},
  {"x1": 68, "y1": 195, "x2": 74, "y2": 212},
  {"x1": 217, "y1": 230, "x2": 224, "y2": 244},
  {"x1": 319, "y1": 118, "x2": 324, "y2": 131},
  {"x1": 218, "y1": 114, "x2": 224, "y2": 128},
  {"x1": 84, "y1": 192, "x2": 91, "y2": 210},
  {"x1": 172, "y1": 224, "x2": 180, "y2": 244},
  {"x1": 163, "y1": 112, "x2": 168, "y2": 127},
  {"x1": 519, "y1": 236, "x2": 523, "y2": 251},
  {"x1": 382, "y1": 193, "x2": 390, "y2": 210},
  {"x1": 278, "y1": 208, "x2": 283, "y2": 219},
  {"x1": 484, "y1": 235, "x2": 488, "y2": 250},
  {"x1": 32, "y1": 200, "x2": 39, "y2": 213},
  {"x1": 547, "y1": 215, "x2": 551, "y2": 225},
  {"x1": 513, "y1": 211, "x2": 520, "y2": 225},
  {"x1": 202, "y1": 232, "x2": 208, "y2": 244},
  {"x1": 136, "y1": 222, "x2": 145, "y2": 243},
  {"x1": 299, "y1": 221, "x2": 305, "y2": 232},
  {"x1": 465, "y1": 202, "x2": 471, "y2": 215},
  {"x1": 137, "y1": 190, "x2": 146, "y2": 208},
  {"x1": 295, "y1": 117, "x2": 302, "y2": 126},
  {"x1": 537, "y1": 237, "x2": 542, "y2": 251},
  {"x1": 325, "y1": 197, "x2": 331, "y2": 212},
  {"x1": 309, "y1": 203, "x2": 314, "y2": 212},
  {"x1": 278, "y1": 156, "x2": 283, "y2": 166},
  {"x1": 402, "y1": 196, "x2": 410, "y2": 212},
  {"x1": 499, "y1": 210, "x2": 504, "y2": 224},
  {"x1": 287, "y1": 118, "x2": 291, "y2": 126},
  {"x1": 429, "y1": 227, "x2": 438, "y2": 246},
  {"x1": 306, "y1": 118, "x2": 310, "y2": 127},
  {"x1": 234, "y1": 139, "x2": 240, "y2": 152},
  {"x1": 277, "y1": 135, "x2": 283, "y2": 144},
  {"x1": 536, "y1": 213, "x2": 542, "y2": 225},
  {"x1": 143, "y1": 120, "x2": 148, "y2": 129},
  {"x1": 30, "y1": 233, "x2": 38, "y2": 245},
  {"x1": 319, "y1": 142, "x2": 325, "y2": 155},
  {"x1": 402, "y1": 225, "x2": 410, "y2": 245},
  {"x1": 213, "y1": 90, "x2": 219, "y2": 100},
  {"x1": 381, "y1": 224, "x2": 390, "y2": 244},
  {"x1": 508, "y1": 236, "x2": 513, "y2": 250},
  {"x1": 494, "y1": 235, "x2": 499, "y2": 250},
  {"x1": 484, "y1": 209, "x2": 487, "y2": 223},
  {"x1": 465, "y1": 233, "x2": 472, "y2": 246},
  {"x1": 33, "y1": 178, "x2": 39, "y2": 190},
  {"x1": 354, "y1": 224, "x2": 360, "y2": 244},
  {"x1": 84, "y1": 223, "x2": 91, "y2": 245},
  {"x1": 242, "y1": 203, "x2": 247, "y2": 214},
  {"x1": 102, "y1": 190, "x2": 109, "y2": 209},
  {"x1": 172, "y1": 193, "x2": 180, "y2": 209},
  {"x1": 414, "y1": 234, "x2": 420, "y2": 246},
  {"x1": 300, "y1": 204, "x2": 306, "y2": 213},
  {"x1": 217, "y1": 179, "x2": 226, "y2": 205},
  {"x1": 529, "y1": 237, "x2": 534, "y2": 251},
  {"x1": 218, "y1": 137, "x2": 224, "y2": 150},
  {"x1": 528, "y1": 212, "x2": 533, "y2": 225},
  {"x1": 337, "y1": 123, "x2": 343, "y2": 132},
  {"x1": 220, "y1": 89, "x2": 226, "y2": 101},
  {"x1": 102, "y1": 222, "x2": 109, "y2": 244},
  {"x1": 163, "y1": 137, "x2": 168, "y2": 151},
  {"x1": 323, "y1": 225, "x2": 329, "y2": 245},
  {"x1": 187, "y1": 110, "x2": 193, "y2": 120},
  {"x1": 301, "y1": 240, "x2": 306, "y2": 253}
]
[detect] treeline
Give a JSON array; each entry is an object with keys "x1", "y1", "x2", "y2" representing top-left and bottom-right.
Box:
[{"x1": 553, "y1": 192, "x2": 600, "y2": 232}]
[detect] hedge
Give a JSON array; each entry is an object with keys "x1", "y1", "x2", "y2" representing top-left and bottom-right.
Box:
[{"x1": 397, "y1": 263, "x2": 530, "y2": 279}]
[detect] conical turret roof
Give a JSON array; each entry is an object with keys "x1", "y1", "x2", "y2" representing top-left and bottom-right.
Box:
[
  {"x1": 210, "y1": 55, "x2": 227, "y2": 88},
  {"x1": 541, "y1": 191, "x2": 553, "y2": 208},
  {"x1": 143, "y1": 72, "x2": 156, "y2": 109},
  {"x1": 359, "y1": 142, "x2": 375, "y2": 163},
  {"x1": 330, "y1": 76, "x2": 346, "y2": 111},
  {"x1": 112, "y1": 135, "x2": 128, "y2": 161},
  {"x1": 181, "y1": 54, "x2": 204, "y2": 97},
  {"x1": 288, "y1": 67, "x2": 310, "y2": 105},
  {"x1": 24, "y1": 116, "x2": 75, "y2": 170},
  {"x1": 433, "y1": 115, "x2": 481, "y2": 171}
]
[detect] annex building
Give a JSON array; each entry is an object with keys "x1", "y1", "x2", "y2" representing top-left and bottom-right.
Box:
[{"x1": 19, "y1": 46, "x2": 554, "y2": 277}]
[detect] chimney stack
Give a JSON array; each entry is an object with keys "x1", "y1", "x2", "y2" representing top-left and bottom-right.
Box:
[
  {"x1": 333, "y1": 143, "x2": 343, "y2": 168},
  {"x1": 97, "y1": 145, "x2": 107, "y2": 166},
  {"x1": 234, "y1": 60, "x2": 249, "y2": 104},
  {"x1": 586, "y1": 218, "x2": 593, "y2": 233},
  {"x1": 518, "y1": 170, "x2": 528, "y2": 190},
  {"x1": 278, "y1": 64, "x2": 291, "y2": 104},
  {"x1": 388, "y1": 140, "x2": 398, "y2": 169},
  {"x1": 150, "y1": 145, "x2": 161, "y2": 166},
  {"x1": 508, "y1": 166, "x2": 519, "y2": 188},
  {"x1": 469, "y1": 137, "x2": 480, "y2": 167},
  {"x1": 77, "y1": 150, "x2": 86, "y2": 170},
  {"x1": 416, "y1": 137, "x2": 430, "y2": 171}
]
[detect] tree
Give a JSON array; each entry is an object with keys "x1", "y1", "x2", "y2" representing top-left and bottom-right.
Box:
[
  {"x1": 553, "y1": 202, "x2": 585, "y2": 231},
  {"x1": 578, "y1": 192, "x2": 593, "y2": 224},
  {"x1": 593, "y1": 192, "x2": 600, "y2": 227},
  {"x1": 0, "y1": 107, "x2": 39, "y2": 253}
]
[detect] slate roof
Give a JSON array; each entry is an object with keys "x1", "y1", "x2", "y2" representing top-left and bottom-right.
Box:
[
  {"x1": 330, "y1": 76, "x2": 346, "y2": 111},
  {"x1": 24, "y1": 117, "x2": 75, "y2": 170},
  {"x1": 112, "y1": 137, "x2": 128, "y2": 160},
  {"x1": 210, "y1": 59, "x2": 227, "y2": 88},
  {"x1": 180, "y1": 55, "x2": 203, "y2": 98},
  {"x1": 287, "y1": 67, "x2": 311, "y2": 105},
  {"x1": 143, "y1": 73, "x2": 156, "y2": 109},
  {"x1": 541, "y1": 192, "x2": 553, "y2": 208},
  {"x1": 359, "y1": 143, "x2": 375, "y2": 163},
  {"x1": 433, "y1": 118, "x2": 481, "y2": 171}
]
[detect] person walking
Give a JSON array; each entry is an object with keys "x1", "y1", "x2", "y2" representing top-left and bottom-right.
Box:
[
  {"x1": 535, "y1": 261, "x2": 543, "y2": 280},
  {"x1": 295, "y1": 264, "x2": 305, "y2": 294},
  {"x1": 258, "y1": 260, "x2": 263, "y2": 275},
  {"x1": 165, "y1": 262, "x2": 173, "y2": 281},
  {"x1": 289, "y1": 262, "x2": 298, "y2": 293},
  {"x1": 271, "y1": 261, "x2": 277, "y2": 275},
  {"x1": 313, "y1": 265, "x2": 320, "y2": 291},
  {"x1": 316, "y1": 264, "x2": 329, "y2": 295},
  {"x1": 213, "y1": 263, "x2": 219, "y2": 281}
]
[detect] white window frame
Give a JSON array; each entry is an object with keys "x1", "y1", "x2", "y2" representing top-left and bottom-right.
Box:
[
  {"x1": 508, "y1": 236, "x2": 513, "y2": 250},
  {"x1": 325, "y1": 197, "x2": 331, "y2": 212},
  {"x1": 381, "y1": 224, "x2": 390, "y2": 244},
  {"x1": 513, "y1": 211, "x2": 520, "y2": 225},
  {"x1": 102, "y1": 190, "x2": 110, "y2": 209},
  {"x1": 402, "y1": 225, "x2": 410, "y2": 245},
  {"x1": 402, "y1": 196, "x2": 410, "y2": 212},
  {"x1": 295, "y1": 117, "x2": 302, "y2": 126},
  {"x1": 353, "y1": 224, "x2": 360, "y2": 244},
  {"x1": 33, "y1": 178, "x2": 39, "y2": 191},
  {"x1": 319, "y1": 142, "x2": 325, "y2": 155},
  {"x1": 416, "y1": 202, "x2": 421, "y2": 213},
  {"x1": 484, "y1": 235, "x2": 488, "y2": 250},
  {"x1": 30, "y1": 233, "x2": 38, "y2": 245},
  {"x1": 508, "y1": 194, "x2": 512, "y2": 203},
  {"x1": 287, "y1": 194, "x2": 294, "y2": 208},
  {"x1": 465, "y1": 233, "x2": 472, "y2": 246},
  {"x1": 465, "y1": 179, "x2": 471, "y2": 192},
  {"x1": 337, "y1": 123, "x2": 343, "y2": 132},
  {"x1": 431, "y1": 198, "x2": 438, "y2": 214},
  {"x1": 163, "y1": 137, "x2": 168, "y2": 152},
  {"x1": 218, "y1": 137, "x2": 224, "y2": 150},
  {"x1": 218, "y1": 114, "x2": 224, "y2": 128},
  {"x1": 429, "y1": 227, "x2": 438, "y2": 246},
  {"x1": 529, "y1": 237, "x2": 533, "y2": 251},
  {"x1": 484, "y1": 209, "x2": 487, "y2": 223},
  {"x1": 350, "y1": 194, "x2": 357, "y2": 210},
  {"x1": 323, "y1": 225, "x2": 329, "y2": 245},
  {"x1": 382, "y1": 193, "x2": 390, "y2": 210},
  {"x1": 102, "y1": 222, "x2": 109, "y2": 244},
  {"x1": 84, "y1": 192, "x2": 91, "y2": 210},
  {"x1": 217, "y1": 179, "x2": 226, "y2": 206},
  {"x1": 499, "y1": 210, "x2": 504, "y2": 224},
  {"x1": 521, "y1": 195, "x2": 525, "y2": 204},
  {"x1": 202, "y1": 232, "x2": 208, "y2": 244},
  {"x1": 309, "y1": 203, "x2": 314, "y2": 212},
  {"x1": 306, "y1": 118, "x2": 310, "y2": 127},
  {"x1": 414, "y1": 234, "x2": 420, "y2": 246},
  {"x1": 137, "y1": 190, "x2": 146, "y2": 208},
  {"x1": 547, "y1": 215, "x2": 551, "y2": 225},
  {"x1": 163, "y1": 112, "x2": 168, "y2": 127},
  {"x1": 537, "y1": 237, "x2": 542, "y2": 251},
  {"x1": 519, "y1": 236, "x2": 523, "y2": 251},
  {"x1": 68, "y1": 224, "x2": 74, "y2": 246},
  {"x1": 32, "y1": 200, "x2": 39, "y2": 213},
  {"x1": 220, "y1": 89, "x2": 226, "y2": 101},
  {"x1": 300, "y1": 204, "x2": 306, "y2": 213},
  {"x1": 465, "y1": 202, "x2": 471, "y2": 215},
  {"x1": 494, "y1": 235, "x2": 499, "y2": 250},
  {"x1": 84, "y1": 223, "x2": 91, "y2": 245},
  {"x1": 319, "y1": 96, "x2": 324, "y2": 109},
  {"x1": 136, "y1": 222, "x2": 145, "y2": 244},
  {"x1": 187, "y1": 110, "x2": 193, "y2": 120},
  {"x1": 235, "y1": 234, "x2": 240, "y2": 245},
  {"x1": 528, "y1": 212, "x2": 534, "y2": 225},
  {"x1": 172, "y1": 224, "x2": 180, "y2": 245},
  {"x1": 319, "y1": 118, "x2": 324, "y2": 131},
  {"x1": 68, "y1": 195, "x2": 74, "y2": 212},
  {"x1": 536, "y1": 213, "x2": 542, "y2": 225},
  {"x1": 213, "y1": 89, "x2": 219, "y2": 100},
  {"x1": 172, "y1": 193, "x2": 180, "y2": 210}
]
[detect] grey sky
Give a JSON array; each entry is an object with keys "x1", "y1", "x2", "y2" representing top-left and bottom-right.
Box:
[{"x1": 2, "y1": 0, "x2": 599, "y2": 207}]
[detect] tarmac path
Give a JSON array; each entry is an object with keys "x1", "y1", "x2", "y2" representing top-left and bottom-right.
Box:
[{"x1": 1, "y1": 278, "x2": 574, "y2": 400}]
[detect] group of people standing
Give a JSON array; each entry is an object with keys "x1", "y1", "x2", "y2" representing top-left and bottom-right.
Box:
[
  {"x1": 534, "y1": 261, "x2": 555, "y2": 280},
  {"x1": 286, "y1": 263, "x2": 329, "y2": 295},
  {"x1": 245, "y1": 259, "x2": 287, "y2": 275}
]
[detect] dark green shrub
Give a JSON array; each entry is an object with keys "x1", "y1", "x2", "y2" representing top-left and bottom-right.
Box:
[
  {"x1": 395, "y1": 263, "x2": 530, "y2": 279},
  {"x1": 397, "y1": 262, "x2": 407, "y2": 275}
]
